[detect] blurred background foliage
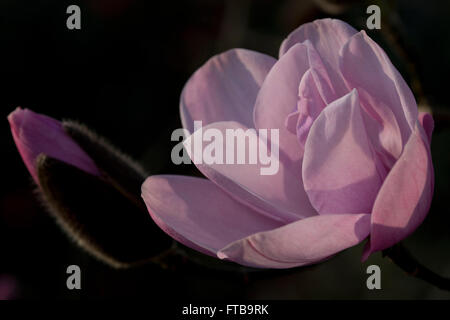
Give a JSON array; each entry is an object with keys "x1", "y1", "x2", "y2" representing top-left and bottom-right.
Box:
[{"x1": 1, "y1": 0, "x2": 450, "y2": 299}]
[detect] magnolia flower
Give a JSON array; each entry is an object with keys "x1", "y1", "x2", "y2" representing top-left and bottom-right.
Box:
[{"x1": 142, "y1": 19, "x2": 434, "y2": 268}]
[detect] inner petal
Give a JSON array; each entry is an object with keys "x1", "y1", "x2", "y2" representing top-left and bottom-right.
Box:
[
  {"x1": 302, "y1": 89, "x2": 384, "y2": 215},
  {"x1": 295, "y1": 69, "x2": 327, "y2": 149}
]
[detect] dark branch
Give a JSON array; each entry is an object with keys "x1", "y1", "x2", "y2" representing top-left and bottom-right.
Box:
[{"x1": 383, "y1": 243, "x2": 450, "y2": 291}]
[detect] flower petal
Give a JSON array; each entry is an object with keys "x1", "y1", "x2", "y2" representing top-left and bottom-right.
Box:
[
  {"x1": 302, "y1": 90, "x2": 384, "y2": 215},
  {"x1": 362, "y1": 123, "x2": 434, "y2": 260},
  {"x1": 253, "y1": 43, "x2": 311, "y2": 163},
  {"x1": 183, "y1": 121, "x2": 317, "y2": 222},
  {"x1": 340, "y1": 31, "x2": 418, "y2": 164},
  {"x1": 141, "y1": 175, "x2": 283, "y2": 257},
  {"x1": 294, "y1": 68, "x2": 327, "y2": 149},
  {"x1": 279, "y1": 18, "x2": 357, "y2": 97},
  {"x1": 180, "y1": 49, "x2": 276, "y2": 133},
  {"x1": 218, "y1": 213, "x2": 370, "y2": 268},
  {"x1": 8, "y1": 108, "x2": 100, "y2": 182}
]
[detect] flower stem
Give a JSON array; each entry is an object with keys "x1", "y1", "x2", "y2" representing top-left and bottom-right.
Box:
[{"x1": 383, "y1": 243, "x2": 450, "y2": 291}]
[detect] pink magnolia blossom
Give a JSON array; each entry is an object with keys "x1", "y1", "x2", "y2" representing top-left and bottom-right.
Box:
[
  {"x1": 142, "y1": 19, "x2": 434, "y2": 268},
  {"x1": 8, "y1": 108, "x2": 100, "y2": 183}
]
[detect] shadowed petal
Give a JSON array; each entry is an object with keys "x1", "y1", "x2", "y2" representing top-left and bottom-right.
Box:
[
  {"x1": 218, "y1": 213, "x2": 370, "y2": 268},
  {"x1": 7, "y1": 108, "x2": 100, "y2": 182},
  {"x1": 141, "y1": 175, "x2": 283, "y2": 257},
  {"x1": 362, "y1": 123, "x2": 434, "y2": 260},
  {"x1": 180, "y1": 49, "x2": 276, "y2": 133},
  {"x1": 303, "y1": 90, "x2": 384, "y2": 215}
]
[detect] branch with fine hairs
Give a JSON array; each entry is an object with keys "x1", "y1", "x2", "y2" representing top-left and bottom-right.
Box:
[{"x1": 383, "y1": 243, "x2": 450, "y2": 291}]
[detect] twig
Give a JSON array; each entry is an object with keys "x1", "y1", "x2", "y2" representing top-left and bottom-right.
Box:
[{"x1": 383, "y1": 243, "x2": 450, "y2": 291}]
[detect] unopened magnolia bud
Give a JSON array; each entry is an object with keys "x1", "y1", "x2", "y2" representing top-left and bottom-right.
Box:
[{"x1": 8, "y1": 108, "x2": 172, "y2": 268}]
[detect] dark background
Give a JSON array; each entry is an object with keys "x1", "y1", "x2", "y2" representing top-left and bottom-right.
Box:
[{"x1": 1, "y1": 0, "x2": 450, "y2": 299}]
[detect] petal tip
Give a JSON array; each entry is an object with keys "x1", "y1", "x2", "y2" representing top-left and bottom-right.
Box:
[
  {"x1": 216, "y1": 251, "x2": 228, "y2": 260},
  {"x1": 7, "y1": 107, "x2": 24, "y2": 127}
]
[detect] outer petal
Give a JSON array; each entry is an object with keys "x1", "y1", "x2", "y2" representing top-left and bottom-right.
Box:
[
  {"x1": 340, "y1": 31, "x2": 418, "y2": 166},
  {"x1": 180, "y1": 49, "x2": 276, "y2": 133},
  {"x1": 141, "y1": 175, "x2": 283, "y2": 257},
  {"x1": 8, "y1": 108, "x2": 100, "y2": 182},
  {"x1": 362, "y1": 123, "x2": 434, "y2": 260},
  {"x1": 218, "y1": 213, "x2": 370, "y2": 268},
  {"x1": 183, "y1": 121, "x2": 317, "y2": 222},
  {"x1": 303, "y1": 90, "x2": 384, "y2": 215},
  {"x1": 279, "y1": 18, "x2": 357, "y2": 97}
]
